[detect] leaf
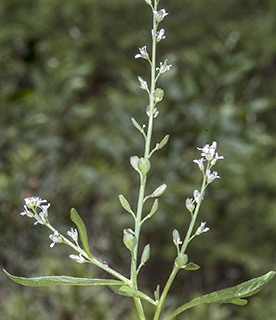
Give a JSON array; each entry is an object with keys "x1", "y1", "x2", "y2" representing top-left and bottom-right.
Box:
[
  {"x1": 109, "y1": 285, "x2": 156, "y2": 306},
  {"x1": 183, "y1": 262, "x2": 201, "y2": 271},
  {"x1": 3, "y1": 269, "x2": 123, "y2": 287},
  {"x1": 165, "y1": 271, "x2": 275, "y2": 320},
  {"x1": 70, "y1": 208, "x2": 92, "y2": 259}
]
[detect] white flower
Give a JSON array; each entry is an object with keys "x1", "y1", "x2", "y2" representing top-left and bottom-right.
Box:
[
  {"x1": 69, "y1": 253, "x2": 86, "y2": 264},
  {"x1": 206, "y1": 169, "x2": 220, "y2": 183},
  {"x1": 153, "y1": 9, "x2": 169, "y2": 22},
  {"x1": 138, "y1": 76, "x2": 148, "y2": 90},
  {"x1": 197, "y1": 141, "x2": 217, "y2": 161},
  {"x1": 185, "y1": 198, "x2": 195, "y2": 212},
  {"x1": 40, "y1": 203, "x2": 50, "y2": 219},
  {"x1": 135, "y1": 46, "x2": 149, "y2": 59},
  {"x1": 196, "y1": 222, "x2": 210, "y2": 235},
  {"x1": 156, "y1": 29, "x2": 166, "y2": 42},
  {"x1": 211, "y1": 152, "x2": 224, "y2": 166},
  {"x1": 20, "y1": 205, "x2": 33, "y2": 218},
  {"x1": 24, "y1": 197, "x2": 47, "y2": 209},
  {"x1": 193, "y1": 190, "x2": 201, "y2": 203},
  {"x1": 193, "y1": 158, "x2": 205, "y2": 171},
  {"x1": 156, "y1": 60, "x2": 172, "y2": 74},
  {"x1": 49, "y1": 230, "x2": 63, "y2": 247},
  {"x1": 34, "y1": 212, "x2": 47, "y2": 225},
  {"x1": 67, "y1": 228, "x2": 78, "y2": 242}
]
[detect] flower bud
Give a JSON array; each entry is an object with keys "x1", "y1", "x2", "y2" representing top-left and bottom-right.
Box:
[
  {"x1": 141, "y1": 244, "x2": 150, "y2": 265},
  {"x1": 138, "y1": 157, "x2": 151, "y2": 175},
  {"x1": 172, "y1": 229, "x2": 182, "y2": 246},
  {"x1": 153, "y1": 88, "x2": 164, "y2": 103},
  {"x1": 144, "y1": 0, "x2": 152, "y2": 5},
  {"x1": 123, "y1": 229, "x2": 136, "y2": 251},
  {"x1": 175, "y1": 253, "x2": 188, "y2": 269},
  {"x1": 152, "y1": 183, "x2": 167, "y2": 197}
]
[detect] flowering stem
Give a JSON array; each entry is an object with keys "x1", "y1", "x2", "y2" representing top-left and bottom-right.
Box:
[
  {"x1": 153, "y1": 172, "x2": 207, "y2": 320},
  {"x1": 46, "y1": 223, "x2": 130, "y2": 284},
  {"x1": 130, "y1": 1, "x2": 158, "y2": 319}
]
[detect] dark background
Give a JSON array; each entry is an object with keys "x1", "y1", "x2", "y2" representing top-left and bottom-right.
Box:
[{"x1": 1, "y1": 0, "x2": 276, "y2": 319}]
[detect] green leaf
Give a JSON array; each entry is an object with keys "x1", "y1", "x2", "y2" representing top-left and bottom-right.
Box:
[
  {"x1": 109, "y1": 285, "x2": 156, "y2": 306},
  {"x1": 165, "y1": 271, "x2": 275, "y2": 320},
  {"x1": 70, "y1": 208, "x2": 92, "y2": 259},
  {"x1": 183, "y1": 262, "x2": 201, "y2": 271},
  {"x1": 3, "y1": 269, "x2": 123, "y2": 287}
]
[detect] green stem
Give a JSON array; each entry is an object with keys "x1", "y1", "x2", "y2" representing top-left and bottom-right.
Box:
[
  {"x1": 153, "y1": 173, "x2": 208, "y2": 320},
  {"x1": 46, "y1": 224, "x2": 130, "y2": 284},
  {"x1": 130, "y1": 1, "x2": 158, "y2": 318}
]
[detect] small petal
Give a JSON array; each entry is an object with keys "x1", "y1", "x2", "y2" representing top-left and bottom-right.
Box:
[
  {"x1": 196, "y1": 222, "x2": 210, "y2": 235},
  {"x1": 206, "y1": 169, "x2": 220, "y2": 183},
  {"x1": 193, "y1": 158, "x2": 205, "y2": 171}
]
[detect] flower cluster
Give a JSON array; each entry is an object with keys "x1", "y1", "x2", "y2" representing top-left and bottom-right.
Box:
[
  {"x1": 185, "y1": 142, "x2": 223, "y2": 215},
  {"x1": 20, "y1": 197, "x2": 50, "y2": 226}
]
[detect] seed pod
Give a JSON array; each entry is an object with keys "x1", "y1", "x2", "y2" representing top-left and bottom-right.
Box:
[{"x1": 138, "y1": 157, "x2": 151, "y2": 175}]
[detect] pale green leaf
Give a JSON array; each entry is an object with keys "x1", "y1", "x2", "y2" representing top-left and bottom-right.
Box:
[
  {"x1": 3, "y1": 269, "x2": 123, "y2": 287},
  {"x1": 165, "y1": 271, "x2": 275, "y2": 320},
  {"x1": 109, "y1": 285, "x2": 156, "y2": 306},
  {"x1": 70, "y1": 208, "x2": 92, "y2": 258}
]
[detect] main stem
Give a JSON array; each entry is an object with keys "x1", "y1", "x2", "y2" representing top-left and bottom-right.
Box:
[{"x1": 131, "y1": 1, "x2": 158, "y2": 319}]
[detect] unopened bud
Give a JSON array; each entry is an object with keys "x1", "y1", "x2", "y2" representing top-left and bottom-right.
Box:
[
  {"x1": 153, "y1": 88, "x2": 164, "y2": 103},
  {"x1": 138, "y1": 157, "x2": 151, "y2": 175},
  {"x1": 175, "y1": 253, "x2": 188, "y2": 269},
  {"x1": 123, "y1": 229, "x2": 136, "y2": 251}
]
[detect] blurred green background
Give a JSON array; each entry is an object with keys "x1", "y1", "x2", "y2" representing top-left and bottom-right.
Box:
[{"x1": 1, "y1": 0, "x2": 276, "y2": 319}]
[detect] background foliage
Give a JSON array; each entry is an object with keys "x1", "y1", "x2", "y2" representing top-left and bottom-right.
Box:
[{"x1": 1, "y1": 0, "x2": 276, "y2": 319}]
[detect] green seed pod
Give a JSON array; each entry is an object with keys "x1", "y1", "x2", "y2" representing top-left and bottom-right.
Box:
[
  {"x1": 157, "y1": 135, "x2": 170, "y2": 150},
  {"x1": 123, "y1": 229, "x2": 136, "y2": 251},
  {"x1": 175, "y1": 253, "x2": 188, "y2": 269},
  {"x1": 138, "y1": 157, "x2": 151, "y2": 175},
  {"x1": 153, "y1": 88, "x2": 164, "y2": 103}
]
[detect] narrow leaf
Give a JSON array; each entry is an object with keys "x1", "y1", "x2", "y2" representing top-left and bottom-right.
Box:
[
  {"x1": 154, "y1": 284, "x2": 160, "y2": 301},
  {"x1": 70, "y1": 208, "x2": 92, "y2": 259},
  {"x1": 165, "y1": 271, "x2": 275, "y2": 320},
  {"x1": 3, "y1": 269, "x2": 123, "y2": 287},
  {"x1": 109, "y1": 285, "x2": 156, "y2": 306},
  {"x1": 183, "y1": 262, "x2": 201, "y2": 271}
]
